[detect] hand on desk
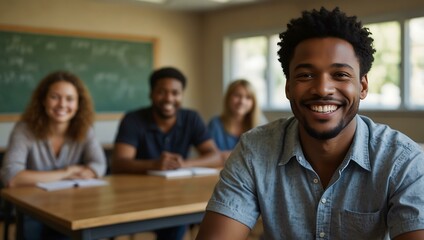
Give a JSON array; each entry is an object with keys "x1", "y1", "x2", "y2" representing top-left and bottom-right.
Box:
[
  {"x1": 65, "y1": 165, "x2": 96, "y2": 179},
  {"x1": 156, "y1": 151, "x2": 185, "y2": 170},
  {"x1": 7, "y1": 165, "x2": 97, "y2": 188}
]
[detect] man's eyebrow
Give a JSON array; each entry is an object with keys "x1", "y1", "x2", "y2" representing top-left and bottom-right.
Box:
[
  {"x1": 294, "y1": 63, "x2": 314, "y2": 70},
  {"x1": 293, "y1": 63, "x2": 354, "y2": 70},
  {"x1": 332, "y1": 63, "x2": 354, "y2": 70}
]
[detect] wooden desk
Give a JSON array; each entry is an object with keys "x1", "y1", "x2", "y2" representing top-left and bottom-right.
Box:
[{"x1": 1, "y1": 174, "x2": 219, "y2": 240}]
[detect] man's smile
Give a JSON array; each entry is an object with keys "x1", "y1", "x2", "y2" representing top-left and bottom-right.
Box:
[{"x1": 309, "y1": 105, "x2": 338, "y2": 113}]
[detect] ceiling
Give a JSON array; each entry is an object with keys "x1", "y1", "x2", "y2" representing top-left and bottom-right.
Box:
[{"x1": 116, "y1": 0, "x2": 277, "y2": 12}]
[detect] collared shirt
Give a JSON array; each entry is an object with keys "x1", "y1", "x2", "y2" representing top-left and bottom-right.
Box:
[
  {"x1": 206, "y1": 115, "x2": 424, "y2": 239},
  {"x1": 115, "y1": 107, "x2": 210, "y2": 159}
]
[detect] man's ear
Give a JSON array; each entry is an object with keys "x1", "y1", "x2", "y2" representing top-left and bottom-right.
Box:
[
  {"x1": 285, "y1": 81, "x2": 291, "y2": 100},
  {"x1": 360, "y1": 74, "x2": 368, "y2": 100}
]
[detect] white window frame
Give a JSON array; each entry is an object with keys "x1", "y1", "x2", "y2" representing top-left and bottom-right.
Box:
[{"x1": 223, "y1": 13, "x2": 424, "y2": 114}]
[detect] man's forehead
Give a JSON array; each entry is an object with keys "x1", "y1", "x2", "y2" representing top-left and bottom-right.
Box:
[{"x1": 290, "y1": 37, "x2": 359, "y2": 69}]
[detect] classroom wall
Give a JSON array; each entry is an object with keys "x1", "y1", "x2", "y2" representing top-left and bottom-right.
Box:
[
  {"x1": 200, "y1": 0, "x2": 424, "y2": 142},
  {"x1": 1, "y1": 0, "x2": 424, "y2": 147},
  {"x1": 0, "y1": 0, "x2": 203, "y2": 146}
]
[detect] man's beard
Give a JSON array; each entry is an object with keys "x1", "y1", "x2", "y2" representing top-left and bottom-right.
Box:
[
  {"x1": 153, "y1": 105, "x2": 177, "y2": 119},
  {"x1": 290, "y1": 99, "x2": 359, "y2": 140},
  {"x1": 304, "y1": 119, "x2": 345, "y2": 140}
]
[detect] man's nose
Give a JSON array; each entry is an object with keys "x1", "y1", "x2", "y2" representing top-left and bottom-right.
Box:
[{"x1": 310, "y1": 74, "x2": 335, "y2": 96}]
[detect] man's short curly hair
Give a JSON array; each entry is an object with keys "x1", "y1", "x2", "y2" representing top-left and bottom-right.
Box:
[
  {"x1": 149, "y1": 66, "x2": 186, "y2": 91},
  {"x1": 277, "y1": 7, "x2": 375, "y2": 78}
]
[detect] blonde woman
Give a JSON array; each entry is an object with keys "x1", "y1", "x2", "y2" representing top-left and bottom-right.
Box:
[
  {"x1": 1, "y1": 70, "x2": 106, "y2": 239},
  {"x1": 208, "y1": 79, "x2": 266, "y2": 162}
]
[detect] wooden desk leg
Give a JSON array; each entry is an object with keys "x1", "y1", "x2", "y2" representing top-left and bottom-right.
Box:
[
  {"x1": 2, "y1": 200, "x2": 13, "y2": 240},
  {"x1": 15, "y1": 211, "x2": 24, "y2": 240},
  {"x1": 73, "y1": 230, "x2": 91, "y2": 240}
]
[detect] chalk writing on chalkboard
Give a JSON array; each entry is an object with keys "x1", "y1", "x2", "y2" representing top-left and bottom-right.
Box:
[{"x1": 0, "y1": 25, "x2": 157, "y2": 120}]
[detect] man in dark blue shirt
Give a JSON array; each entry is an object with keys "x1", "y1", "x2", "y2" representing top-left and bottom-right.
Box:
[{"x1": 112, "y1": 67, "x2": 221, "y2": 240}]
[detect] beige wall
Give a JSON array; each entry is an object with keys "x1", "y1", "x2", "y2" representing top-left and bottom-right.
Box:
[
  {"x1": 201, "y1": 0, "x2": 424, "y2": 142},
  {"x1": 0, "y1": 0, "x2": 203, "y2": 146},
  {"x1": 0, "y1": 0, "x2": 203, "y2": 107},
  {"x1": 0, "y1": 0, "x2": 424, "y2": 146}
]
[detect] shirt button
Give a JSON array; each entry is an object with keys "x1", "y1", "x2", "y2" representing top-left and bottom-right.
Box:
[
  {"x1": 319, "y1": 232, "x2": 325, "y2": 238},
  {"x1": 313, "y1": 178, "x2": 319, "y2": 184},
  {"x1": 321, "y1": 198, "x2": 327, "y2": 204}
]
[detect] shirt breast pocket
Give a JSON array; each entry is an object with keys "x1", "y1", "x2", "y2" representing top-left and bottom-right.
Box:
[{"x1": 340, "y1": 209, "x2": 387, "y2": 239}]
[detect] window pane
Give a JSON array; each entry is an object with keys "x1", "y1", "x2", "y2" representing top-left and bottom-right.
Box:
[
  {"x1": 270, "y1": 34, "x2": 290, "y2": 109},
  {"x1": 409, "y1": 17, "x2": 424, "y2": 108},
  {"x1": 230, "y1": 36, "x2": 267, "y2": 106},
  {"x1": 363, "y1": 21, "x2": 401, "y2": 109}
]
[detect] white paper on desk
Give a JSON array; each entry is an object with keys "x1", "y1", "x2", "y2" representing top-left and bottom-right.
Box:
[
  {"x1": 36, "y1": 179, "x2": 108, "y2": 191},
  {"x1": 190, "y1": 167, "x2": 220, "y2": 176},
  {"x1": 147, "y1": 167, "x2": 219, "y2": 179}
]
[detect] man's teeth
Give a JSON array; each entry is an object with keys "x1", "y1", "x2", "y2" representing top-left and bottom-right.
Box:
[
  {"x1": 311, "y1": 105, "x2": 337, "y2": 113},
  {"x1": 163, "y1": 104, "x2": 174, "y2": 110}
]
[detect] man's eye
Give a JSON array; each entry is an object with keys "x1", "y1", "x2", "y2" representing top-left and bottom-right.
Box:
[
  {"x1": 334, "y1": 72, "x2": 351, "y2": 79},
  {"x1": 295, "y1": 73, "x2": 313, "y2": 80}
]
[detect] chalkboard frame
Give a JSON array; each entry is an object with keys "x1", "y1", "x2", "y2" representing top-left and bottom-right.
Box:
[{"x1": 0, "y1": 24, "x2": 158, "y2": 122}]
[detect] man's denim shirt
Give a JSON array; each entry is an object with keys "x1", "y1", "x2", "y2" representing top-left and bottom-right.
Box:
[{"x1": 206, "y1": 115, "x2": 424, "y2": 239}]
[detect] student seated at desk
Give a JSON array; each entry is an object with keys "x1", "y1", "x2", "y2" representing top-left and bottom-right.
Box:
[
  {"x1": 112, "y1": 66, "x2": 221, "y2": 240},
  {"x1": 1, "y1": 70, "x2": 107, "y2": 240},
  {"x1": 196, "y1": 7, "x2": 424, "y2": 240},
  {"x1": 208, "y1": 79, "x2": 266, "y2": 163}
]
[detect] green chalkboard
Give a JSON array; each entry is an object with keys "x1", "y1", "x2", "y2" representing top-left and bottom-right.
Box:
[{"x1": 0, "y1": 25, "x2": 156, "y2": 119}]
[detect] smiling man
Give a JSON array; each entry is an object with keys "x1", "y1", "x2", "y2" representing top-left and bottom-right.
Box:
[
  {"x1": 196, "y1": 7, "x2": 424, "y2": 240},
  {"x1": 112, "y1": 66, "x2": 221, "y2": 240}
]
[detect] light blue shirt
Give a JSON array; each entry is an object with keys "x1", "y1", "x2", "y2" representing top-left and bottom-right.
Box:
[
  {"x1": 206, "y1": 115, "x2": 424, "y2": 239},
  {"x1": 208, "y1": 116, "x2": 239, "y2": 151}
]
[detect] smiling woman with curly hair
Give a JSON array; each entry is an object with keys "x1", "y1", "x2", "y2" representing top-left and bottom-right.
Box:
[{"x1": 1, "y1": 70, "x2": 107, "y2": 240}]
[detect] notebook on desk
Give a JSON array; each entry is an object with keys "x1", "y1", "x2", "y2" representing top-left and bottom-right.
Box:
[
  {"x1": 36, "y1": 179, "x2": 108, "y2": 191},
  {"x1": 147, "y1": 167, "x2": 220, "y2": 179}
]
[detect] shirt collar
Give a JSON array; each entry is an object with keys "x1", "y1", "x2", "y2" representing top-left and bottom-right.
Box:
[
  {"x1": 278, "y1": 115, "x2": 371, "y2": 172},
  {"x1": 279, "y1": 117, "x2": 302, "y2": 166},
  {"x1": 346, "y1": 115, "x2": 371, "y2": 171},
  {"x1": 146, "y1": 107, "x2": 183, "y2": 131}
]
